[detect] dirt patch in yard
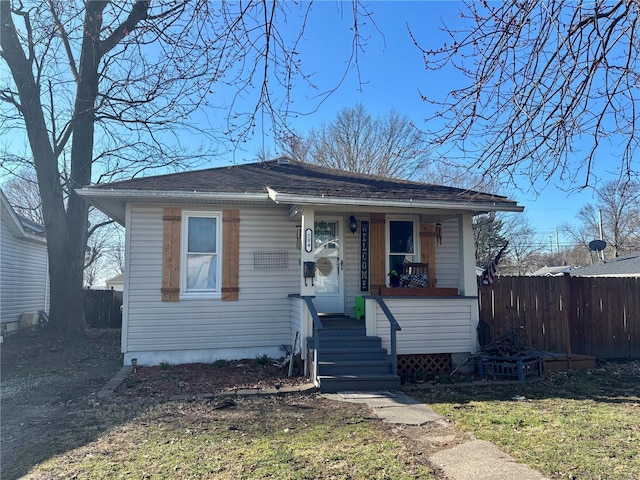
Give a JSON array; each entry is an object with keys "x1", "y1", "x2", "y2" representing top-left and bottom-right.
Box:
[
  {"x1": 1, "y1": 329, "x2": 124, "y2": 479},
  {"x1": 116, "y1": 358, "x2": 311, "y2": 398}
]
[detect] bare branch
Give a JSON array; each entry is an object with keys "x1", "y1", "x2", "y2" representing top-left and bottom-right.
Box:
[
  {"x1": 415, "y1": 0, "x2": 640, "y2": 191},
  {"x1": 47, "y1": 0, "x2": 78, "y2": 81},
  {"x1": 100, "y1": 1, "x2": 150, "y2": 55},
  {"x1": 87, "y1": 218, "x2": 114, "y2": 238}
]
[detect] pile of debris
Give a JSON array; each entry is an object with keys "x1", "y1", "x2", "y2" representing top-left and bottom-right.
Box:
[{"x1": 480, "y1": 328, "x2": 530, "y2": 357}]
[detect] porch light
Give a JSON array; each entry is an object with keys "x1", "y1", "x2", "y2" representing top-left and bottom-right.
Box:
[{"x1": 349, "y1": 215, "x2": 358, "y2": 234}]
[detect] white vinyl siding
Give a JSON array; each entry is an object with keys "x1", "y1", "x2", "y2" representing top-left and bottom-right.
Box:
[
  {"x1": 125, "y1": 204, "x2": 299, "y2": 361},
  {"x1": 368, "y1": 296, "x2": 477, "y2": 354},
  {"x1": 122, "y1": 205, "x2": 476, "y2": 365},
  {"x1": 0, "y1": 218, "x2": 49, "y2": 327},
  {"x1": 434, "y1": 217, "x2": 460, "y2": 288}
]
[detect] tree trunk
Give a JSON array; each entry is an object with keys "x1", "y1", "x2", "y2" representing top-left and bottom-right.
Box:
[
  {"x1": 1, "y1": 2, "x2": 92, "y2": 334},
  {"x1": 2, "y1": 1, "x2": 152, "y2": 335}
]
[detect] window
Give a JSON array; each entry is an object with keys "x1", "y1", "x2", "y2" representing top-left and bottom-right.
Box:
[
  {"x1": 388, "y1": 219, "x2": 416, "y2": 278},
  {"x1": 182, "y1": 212, "x2": 220, "y2": 295}
]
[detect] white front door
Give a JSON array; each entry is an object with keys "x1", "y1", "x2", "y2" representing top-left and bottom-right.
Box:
[{"x1": 313, "y1": 218, "x2": 344, "y2": 313}]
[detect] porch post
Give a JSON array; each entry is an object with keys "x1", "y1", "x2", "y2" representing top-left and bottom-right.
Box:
[
  {"x1": 300, "y1": 209, "x2": 315, "y2": 296},
  {"x1": 459, "y1": 214, "x2": 477, "y2": 297},
  {"x1": 459, "y1": 213, "x2": 480, "y2": 354}
]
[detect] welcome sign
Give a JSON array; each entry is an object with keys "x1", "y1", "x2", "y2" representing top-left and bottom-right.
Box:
[{"x1": 360, "y1": 220, "x2": 369, "y2": 292}]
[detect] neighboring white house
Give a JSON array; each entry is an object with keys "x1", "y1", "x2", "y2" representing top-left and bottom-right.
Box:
[
  {"x1": 105, "y1": 273, "x2": 124, "y2": 291},
  {"x1": 78, "y1": 158, "x2": 523, "y2": 383},
  {"x1": 531, "y1": 265, "x2": 577, "y2": 277},
  {"x1": 0, "y1": 189, "x2": 49, "y2": 335},
  {"x1": 571, "y1": 252, "x2": 640, "y2": 277}
]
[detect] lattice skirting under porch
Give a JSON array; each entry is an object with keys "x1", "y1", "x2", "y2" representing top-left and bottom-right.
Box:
[{"x1": 397, "y1": 354, "x2": 452, "y2": 379}]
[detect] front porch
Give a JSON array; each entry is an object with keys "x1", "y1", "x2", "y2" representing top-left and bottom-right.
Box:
[{"x1": 291, "y1": 292, "x2": 479, "y2": 392}]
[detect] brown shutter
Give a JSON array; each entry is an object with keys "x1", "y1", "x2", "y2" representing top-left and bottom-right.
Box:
[
  {"x1": 420, "y1": 223, "x2": 437, "y2": 287},
  {"x1": 161, "y1": 207, "x2": 181, "y2": 302},
  {"x1": 369, "y1": 213, "x2": 386, "y2": 294},
  {"x1": 221, "y1": 209, "x2": 240, "y2": 301}
]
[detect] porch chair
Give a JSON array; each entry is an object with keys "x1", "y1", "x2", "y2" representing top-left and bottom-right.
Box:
[
  {"x1": 400, "y1": 262, "x2": 430, "y2": 288},
  {"x1": 404, "y1": 262, "x2": 429, "y2": 276}
]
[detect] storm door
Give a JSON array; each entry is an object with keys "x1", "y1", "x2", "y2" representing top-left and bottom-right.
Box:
[{"x1": 313, "y1": 219, "x2": 344, "y2": 313}]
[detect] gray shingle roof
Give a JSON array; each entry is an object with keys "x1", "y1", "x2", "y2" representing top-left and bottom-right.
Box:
[
  {"x1": 531, "y1": 265, "x2": 576, "y2": 276},
  {"x1": 570, "y1": 252, "x2": 640, "y2": 277},
  {"x1": 88, "y1": 158, "x2": 514, "y2": 205},
  {"x1": 79, "y1": 158, "x2": 524, "y2": 225}
]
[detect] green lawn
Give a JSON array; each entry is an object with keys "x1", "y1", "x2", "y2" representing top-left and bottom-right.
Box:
[
  {"x1": 24, "y1": 396, "x2": 438, "y2": 480},
  {"x1": 414, "y1": 361, "x2": 640, "y2": 480}
]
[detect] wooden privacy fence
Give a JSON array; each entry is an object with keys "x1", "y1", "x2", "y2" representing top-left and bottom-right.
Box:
[
  {"x1": 479, "y1": 276, "x2": 640, "y2": 359},
  {"x1": 84, "y1": 289, "x2": 123, "y2": 328}
]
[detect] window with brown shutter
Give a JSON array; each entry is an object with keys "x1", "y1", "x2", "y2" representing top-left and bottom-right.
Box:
[{"x1": 161, "y1": 208, "x2": 240, "y2": 301}]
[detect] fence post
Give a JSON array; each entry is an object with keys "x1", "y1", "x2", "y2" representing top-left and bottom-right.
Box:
[{"x1": 562, "y1": 275, "x2": 573, "y2": 369}]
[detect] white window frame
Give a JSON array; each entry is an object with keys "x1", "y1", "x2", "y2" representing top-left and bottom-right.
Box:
[
  {"x1": 181, "y1": 210, "x2": 222, "y2": 298},
  {"x1": 386, "y1": 216, "x2": 419, "y2": 283}
]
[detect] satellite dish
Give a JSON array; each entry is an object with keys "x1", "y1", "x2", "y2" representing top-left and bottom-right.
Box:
[{"x1": 588, "y1": 239, "x2": 607, "y2": 251}]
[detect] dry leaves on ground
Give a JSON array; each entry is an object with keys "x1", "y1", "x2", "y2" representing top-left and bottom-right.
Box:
[{"x1": 116, "y1": 359, "x2": 311, "y2": 398}]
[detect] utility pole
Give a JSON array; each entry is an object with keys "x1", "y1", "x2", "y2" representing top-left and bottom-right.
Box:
[{"x1": 598, "y1": 209, "x2": 605, "y2": 261}]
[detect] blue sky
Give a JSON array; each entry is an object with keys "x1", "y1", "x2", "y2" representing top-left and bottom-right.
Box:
[
  {"x1": 2, "y1": 1, "x2": 613, "y2": 252},
  {"x1": 239, "y1": 0, "x2": 604, "y2": 250}
]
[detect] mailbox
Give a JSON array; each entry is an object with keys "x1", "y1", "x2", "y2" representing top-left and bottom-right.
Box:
[{"x1": 303, "y1": 261, "x2": 316, "y2": 278}]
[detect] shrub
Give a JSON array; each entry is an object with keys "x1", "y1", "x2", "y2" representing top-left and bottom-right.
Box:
[{"x1": 255, "y1": 354, "x2": 270, "y2": 366}]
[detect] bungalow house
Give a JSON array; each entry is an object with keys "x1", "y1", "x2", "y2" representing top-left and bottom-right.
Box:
[
  {"x1": 78, "y1": 158, "x2": 523, "y2": 391},
  {"x1": 0, "y1": 189, "x2": 49, "y2": 336}
]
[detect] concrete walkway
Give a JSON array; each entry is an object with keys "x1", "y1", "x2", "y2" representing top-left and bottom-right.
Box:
[{"x1": 324, "y1": 391, "x2": 550, "y2": 480}]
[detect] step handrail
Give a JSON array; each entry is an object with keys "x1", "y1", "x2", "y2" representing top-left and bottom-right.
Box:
[
  {"x1": 374, "y1": 296, "x2": 402, "y2": 375},
  {"x1": 301, "y1": 296, "x2": 323, "y2": 381}
]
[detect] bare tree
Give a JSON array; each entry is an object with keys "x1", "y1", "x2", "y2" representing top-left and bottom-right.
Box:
[
  {"x1": 280, "y1": 104, "x2": 429, "y2": 179},
  {"x1": 561, "y1": 179, "x2": 640, "y2": 259},
  {"x1": 1, "y1": 0, "x2": 371, "y2": 334},
  {"x1": 83, "y1": 220, "x2": 124, "y2": 288},
  {"x1": 474, "y1": 214, "x2": 508, "y2": 270},
  {"x1": 1, "y1": 166, "x2": 43, "y2": 224},
  {"x1": 415, "y1": 1, "x2": 640, "y2": 189},
  {"x1": 531, "y1": 245, "x2": 593, "y2": 270},
  {"x1": 500, "y1": 215, "x2": 545, "y2": 275}
]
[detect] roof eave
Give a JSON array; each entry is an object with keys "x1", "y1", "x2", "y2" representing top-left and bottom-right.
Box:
[
  {"x1": 1, "y1": 190, "x2": 47, "y2": 244},
  {"x1": 77, "y1": 186, "x2": 524, "y2": 225},
  {"x1": 76, "y1": 188, "x2": 271, "y2": 224},
  {"x1": 267, "y1": 189, "x2": 524, "y2": 213}
]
